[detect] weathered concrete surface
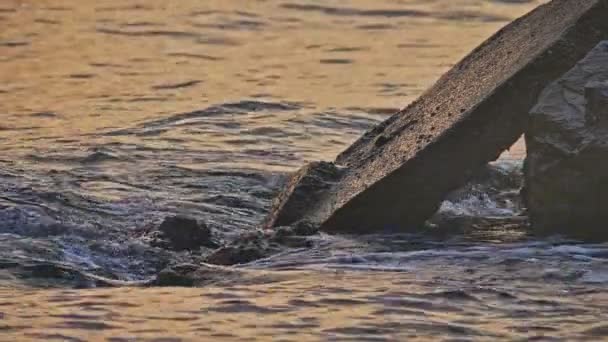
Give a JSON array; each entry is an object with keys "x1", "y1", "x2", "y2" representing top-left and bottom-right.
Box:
[
  {"x1": 265, "y1": 0, "x2": 608, "y2": 233},
  {"x1": 524, "y1": 41, "x2": 608, "y2": 240}
]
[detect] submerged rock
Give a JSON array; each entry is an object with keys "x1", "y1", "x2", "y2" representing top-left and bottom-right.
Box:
[
  {"x1": 524, "y1": 41, "x2": 608, "y2": 240},
  {"x1": 206, "y1": 222, "x2": 320, "y2": 266},
  {"x1": 151, "y1": 263, "x2": 239, "y2": 286},
  {"x1": 265, "y1": 0, "x2": 608, "y2": 233},
  {"x1": 151, "y1": 215, "x2": 216, "y2": 251},
  {"x1": 0, "y1": 259, "x2": 142, "y2": 288},
  {"x1": 151, "y1": 263, "x2": 292, "y2": 287},
  {"x1": 205, "y1": 231, "x2": 278, "y2": 266}
]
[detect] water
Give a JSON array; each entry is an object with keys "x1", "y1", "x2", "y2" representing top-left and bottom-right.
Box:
[{"x1": 2, "y1": 0, "x2": 607, "y2": 340}]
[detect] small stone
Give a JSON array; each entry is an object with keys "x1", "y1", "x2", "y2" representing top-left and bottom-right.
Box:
[{"x1": 157, "y1": 215, "x2": 215, "y2": 251}]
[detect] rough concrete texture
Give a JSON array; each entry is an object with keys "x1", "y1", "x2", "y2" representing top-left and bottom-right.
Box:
[
  {"x1": 265, "y1": 0, "x2": 608, "y2": 233},
  {"x1": 524, "y1": 41, "x2": 608, "y2": 240}
]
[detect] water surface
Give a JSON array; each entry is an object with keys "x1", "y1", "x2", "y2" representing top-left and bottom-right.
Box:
[{"x1": 2, "y1": 0, "x2": 607, "y2": 340}]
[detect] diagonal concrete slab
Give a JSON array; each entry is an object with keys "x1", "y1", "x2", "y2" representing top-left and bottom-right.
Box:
[{"x1": 265, "y1": 0, "x2": 608, "y2": 233}]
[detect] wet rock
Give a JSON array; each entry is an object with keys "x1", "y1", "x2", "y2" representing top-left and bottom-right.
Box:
[
  {"x1": 151, "y1": 263, "x2": 237, "y2": 287},
  {"x1": 265, "y1": 0, "x2": 608, "y2": 233},
  {"x1": 272, "y1": 220, "x2": 320, "y2": 247},
  {"x1": 151, "y1": 263, "x2": 291, "y2": 287},
  {"x1": 206, "y1": 245, "x2": 267, "y2": 266},
  {"x1": 0, "y1": 260, "x2": 140, "y2": 288},
  {"x1": 263, "y1": 161, "x2": 343, "y2": 228},
  {"x1": 274, "y1": 220, "x2": 320, "y2": 238},
  {"x1": 152, "y1": 215, "x2": 216, "y2": 251},
  {"x1": 206, "y1": 222, "x2": 321, "y2": 266},
  {"x1": 524, "y1": 41, "x2": 608, "y2": 240},
  {"x1": 205, "y1": 231, "x2": 276, "y2": 266}
]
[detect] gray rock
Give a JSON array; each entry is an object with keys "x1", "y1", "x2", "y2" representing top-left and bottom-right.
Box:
[
  {"x1": 151, "y1": 263, "x2": 238, "y2": 287},
  {"x1": 265, "y1": 0, "x2": 608, "y2": 233},
  {"x1": 263, "y1": 161, "x2": 343, "y2": 229},
  {"x1": 524, "y1": 41, "x2": 608, "y2": 240},
  {"x1": 150, "y1": 263, "x2": 292, "y2": 287},
  {"x1": 205, "y1": 231, "x2": 278, "y2": 266},
  {"x1": 154, "y1": 215, "x2": 216, "y2": 251}
]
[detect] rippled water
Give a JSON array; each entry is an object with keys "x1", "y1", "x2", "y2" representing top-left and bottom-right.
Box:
[{"x1": 2, "y1": 0, "x2": 607, "y2": 340}]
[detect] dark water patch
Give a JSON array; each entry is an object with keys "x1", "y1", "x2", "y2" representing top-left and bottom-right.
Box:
[
  {"x1": 50, "y1": 313, "x2": 106, "y2": 320},
  {"x1": 25, "y1": 333, "x2": 85, "y2": 342},
  {"x1": 104, "y1": 100, "x2": 300, "y2": 136},
  {"x1": 247, "y1": 127, "x2": 290, "y2": 137},
  {"x1": 29, "y1": 112, "x2": 59, "y2": 118},
  {"x1": 151, "y1": 80, "x2": 202, "y2": 90},
  {"x1": 207, "y1": 301, "x2": 290, "y2": 314},
  {"x1": 68, "y1": 74, "x2": 96, "y2": 79},
  {"x1": 305, "y1": 112, "x2": 379, "y2": 131},
  {"x1": 235, "y1": 11, "x2": 260, "y2": 18},
  {"x1": 192, "y1": 19, "x2": 267, "y2": 31},
  {"x1": 95, "y1": 5, "x2": 153, "y2": 12},
  {"x1": 45, "y1": 7, "x2": 72, "y2": 12},
  {"x1": 420, "y1": 289, "x2": 480, "y2": 301},
  {"x1": 96, "y1": 28, "x2": 200, "y2": 39},
  {"x1": 0, "y1": 41, "x2": 29, "y2": 47},
  {"x1": 53, "y1": 320, "x2": 118, "y2": 330},
  {"x1": 89, "y1": 62, "x2": 130, "y2": 68},
  {"x1": 305, "y1": 44, "x2": 323, "y2": 50},
  {"x1": 280, "y1": 3, "x2": 429, "y2": 18},
  {"x1": 438, "y1": 11, "x2": 510, "y2": 22},
  {"x1": 127, "y1": 97, "x2": 170, "y2": 103},
  {"x1": 281, "y1": 3, "x2": 510, "y2": 22},
  {"x1": 80, "y1": 151, "x2": 121, "y2": 164},
  {"x1": 357, "y1": 24, "x2": 395, "y2": 30},
  {"x1": 397, "y1": 42, "x2": 441, "y2": 48},
  {"x1": 166, "y1": 52, "x2": 223, "y2": 61},
  {"x1": 374, "y1": 82, "x2": 415, "y2": 94},
  {"x1": 319, "y1": 58, "x2": 353, "y2": 65},
  {"x1": 120, "y1": 21, "x2": 163, "y2": 27},
  {"x1": 345, "y1": 107, "x2": 399, "y2": 116},
  {"x1": 325, "y1": 46, "x2": 369, "y2": 53},
  {"x1": 316, "y1": 297, "x2": 367, "y2": 306},
  {"x1": 270, "y1": 322, "x2": 320, "y2": 330},
  {"x1": 196, "y1": 36, "x2": 241, "y2": 46},
  {"x1": 34, "y1": 19, "x2": 61, "y2": 25}
]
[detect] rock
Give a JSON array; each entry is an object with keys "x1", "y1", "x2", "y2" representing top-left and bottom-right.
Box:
[
  {"x1": 205, "y1": 231, "x2": 279, "y2": 266},
  {"x1": 264, "y1": 0, "x2": 608, "y2": 233},
  {"x1": 155, "y1": 215, "x2": 216, "y2": 251},
  {"x1": 150, "y1": 263, "x2": 292, "y2": 287},
  {"x1": 585, "y1": 80, "x2": 608, "y2": 124},
  {"x1": 524, "y1": 41, "x2": 608, "y2": 240},
  {"x1": 263, "y1": 161, "x2": 343, "y2": 228},
  {"x1": 151, "y1": 263, "x2": 233, "y2": 286},
  {"x1": 274, "y1": 220, "x2": 319, "y2": 237},
  {"x1": 0, "y1": 260, "x2": 142, "y2": 288},
  {"x1": 205, "y1": 245, "x2": 267, "y2": 266}
]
